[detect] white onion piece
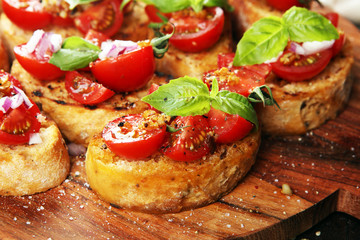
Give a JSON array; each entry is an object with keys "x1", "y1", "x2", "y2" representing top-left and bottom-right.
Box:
[
  {"x1": 290, "y1": 40, "x2": 335, "y2": 56},
  {"x1": 29, "y1": 133, "x2": 42, "y2": 145},
  {"x1": 10, "y1": 94, "x2": 23, "y2": 109},
  {"x1": 99, "y1": 40, "x2": 138, "y2": 60},
  {"x1": 67, "y1": 143, "x2": 87, "y2": 156},
  {"x1": 13, "y1": 86, "x2": 33, "y2": 109},
  {"x1": 48, "y1": 33, "x2": 62, "y2": 52},
  {"x1": 26, "y1": 29, "x2": 45, "y2": 53}
]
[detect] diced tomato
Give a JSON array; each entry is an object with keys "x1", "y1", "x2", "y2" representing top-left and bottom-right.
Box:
[
  {"x1": 332, "y1": 32, "x2": 345, "y2": 57},
  {"x1": 65, "y1": 71, "x2": 115, "y2": 105},
  {"x1": 102, "y1": 111, "x2": 167, "y2": 160},
  {"x1": 2, "y1": 0, "x2": 52, "y2": 30},
  {"x1": 52, "y1": 15, "x2": 74, "y2": 27},
  {"x1": 84, "y1": 29, "x2": 110, "y2": 47},
  {"x1": 74, "y1": 0, "x2": 123, "y2": 37},
  {"x1": 90, "y1": 44, "x2": 155, "y2": 92},
  {"x1": 14, "y1": 44, "x2": 65, "y2": 81},
  {"x1": 207, "y1": 108, "x2": 253, "y2": 144},
  {"x1": 203, "y1": 67, "x2": 266, "y2": 97},
  {"x1": 144, "y1": 5, "x2": 172, "y2": 23},
  {"x1": 162, "y1": 116, "x2": 212, "y2": 162},
  {"x1": 325, "y1": 12, "x2": 339, "y2": 28}
]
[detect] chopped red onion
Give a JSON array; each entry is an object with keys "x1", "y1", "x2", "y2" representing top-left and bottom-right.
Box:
[
  {"x1": 25, "y1": 30, "x2": 63, "y2": 60},
  {"x1": 67, "y1": 143, "x2": 87, "y2": 156},
  {"x1": 289, "y1": 40, "x2": 335, "y2": 56},
  {"x1": 0, "y1": 97, "x2": 12, "y2": 113},
  {"x1": 13, "y1": 86, "x2": 33, "y2": 109},
  {"x1": 10, "y1": 93, "x2": 23, "y2": 109},
  {"x1": 99, "y1": 40, "x2": 138, "y2": 60},
  {"x1": 29, "y1": 133, "x2": 42, "y2": 145}
]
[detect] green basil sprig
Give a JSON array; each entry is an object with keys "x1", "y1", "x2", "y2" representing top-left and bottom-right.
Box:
[
  {"x1": 234, "y1": 7, "x2": 339, "y2": 66},
  {"x1": 49, "y1": 37, "x2": 100, "y2": 71},
  {"x1": 142, "y1": 76, "x2": 260, "y2": 129},
  {"x1": 141, "y1": 0, "x2": 232, "y2": 13}
]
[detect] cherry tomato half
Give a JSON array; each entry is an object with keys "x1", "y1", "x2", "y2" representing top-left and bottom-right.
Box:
[
  {"x1": 2, "y1": 0, "x2": 52, "y2": 30},
  {"x1": 102, "y1": 111, "x2": 167, "y2": 160},
  {"x1": 266, "y1": 0, "x2": 304, "y2": 11},
  {"x1": 14, "y1": 44, "x2": 65, "y2": 81},
  {"x1": 65, "y1": 71, "x2": 115, "y2": 105},
  {"x1": 74, "y1": 0, "x2": 123, "y2": 37},
  {"x1": 90, "y1": 45, "x2": 155, "y2": 92},
  {"x1": 166, "y1": 7, "x2": 224, "y2": 52},
  {"x1": 84, "y1": 29, "x2": 110, "y2": 48},
  {"x1": 207, "y1": 108, "x2": 253, "y2": 144},
  {"x1": 271, "y1": 48, "x2": 333, "y2": 82},
  {"x1": 162, "y1": 116, "x2": 212, "y2": 162}
]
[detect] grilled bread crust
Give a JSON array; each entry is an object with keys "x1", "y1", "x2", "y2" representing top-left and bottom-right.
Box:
[
  {"x1": 0, "y1": 117, "x2": 69, "y2": 196},
  {"x1": 10, "y1": 60, "x2": 170, "y2": 146},
  {"x1": 85, "y1": 129, "x2": 260, "y2": 213}
]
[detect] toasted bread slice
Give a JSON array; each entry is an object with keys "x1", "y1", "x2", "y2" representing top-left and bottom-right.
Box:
[
  {"x1": 0, "y1": 116, "x2": 69, "y2": 196},
  {"x1": 10, "y1": 59, "x2": 170, "y2": 146},
  {"x1": 257, "y1": 40, "x2": 354, "y2": 135},
  {"x1": 85, "y1": 128, "x2": 260, "y2": 213}
]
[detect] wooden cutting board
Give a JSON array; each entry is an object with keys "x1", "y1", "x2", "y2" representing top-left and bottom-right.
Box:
[{"x1": 0, "y1": 16, "x2": 359, "y2": 240}]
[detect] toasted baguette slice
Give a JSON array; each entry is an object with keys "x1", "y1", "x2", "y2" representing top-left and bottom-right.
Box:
[
  {"x1": 85, "y1": 129, "x2": 260, "y2": 213},
  {"x1": 10, "y1": 59, "x2": 170, "y2": 146},
  {"x1": 0, "y1": 116, "x2": 70, "y2": 196},
  {"x1": 257, "y1": 40, "x2": 354, "y2": 135}
]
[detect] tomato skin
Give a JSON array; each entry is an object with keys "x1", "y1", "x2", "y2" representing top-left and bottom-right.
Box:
[
  {"x1": 2, "y1": 0, "x2": 52, "y2": 30},
  {"x1": 102, "y1": 114, "x2": 167, "y2": 160},
  {"x1": 145, "y1": 5, "x2": 172, "y2": 23},
  {"x1": 90, "y1": 45, "x2": 155, "y2": 92},
  {"x1": 52, "y1": 15, "x2": 74, "y2": 27},
  {"x1": 266, "y1": 0, "x2": 303, "y2": 11},
  {"x1": 14, "y1": 44, "x2": 65, "y2": 81},
  {"x1": 74, "y1": 0, "x2": 123, "y2": 37},
  {"x1": 207, "y1": 108, "x2": 252, "y2": 144},
  {"x1": 65, "y1": 71, "x2": 115, "y2": 105},
  {"x1": 168, "y1": 7, "x2": 224, "y2": 52},
  {"x1": 162, "y1": 116, "x2": 212, "y2": 162},
  {"x1": 325, "y1": 12, "x2": 339, "y2": 27},
  {"x1": 332, "y1": 32, "x2": 345, "y2": 57},
  {"x1": 271, "y1": 48, "x2": 333, "y2": 82}
]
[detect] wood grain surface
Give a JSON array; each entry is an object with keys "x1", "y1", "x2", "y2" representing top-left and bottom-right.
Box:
[{"x1": 0, "y1": 14, "x2": 359, "y2": 240}]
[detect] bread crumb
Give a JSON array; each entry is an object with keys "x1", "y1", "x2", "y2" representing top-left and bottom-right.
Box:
[{"x1": 281, "y1": 183, "x2": 293, "y2": 196}]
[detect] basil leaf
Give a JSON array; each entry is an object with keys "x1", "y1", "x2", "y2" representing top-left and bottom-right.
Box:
[
  {"x1": 248, "y1": 85, "x2": 280, "y2": 108},
  {"x1": 141, "y1": 0, "x2": 231, "y2": 13},
  {"x1": 283, "y1": 7, "x2": 339, "y2": 42},
  {"x1": 233, "y1": 16, "x2": 289, "y2": 66},
  {"x1": 203, "y1": 0, "x2": 233, "y2": 12},
  {"x1": 49, "y1": 37, "x2": 100, "y2": 71},
  {"x1": 211, "y1": 90, "x2": 259, "y2": 129},
  {"x1": 141, "y1": 0, "x2": 190, "y2": 13},
  {"x1": 65, "y1": 0, "x2": 97, "y2": 10},
  {"x1": 142, "y1": 76, "x2": 211, "y2": 116}
]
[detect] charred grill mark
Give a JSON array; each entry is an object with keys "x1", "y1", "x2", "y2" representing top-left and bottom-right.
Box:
[
  {"x1": 32, "y1": 90, "x2": 43, "y2": 97},
  {"x1": 55, "y1": 100, "x2": 67, "y2": 105},
  {"x1": 220, "y1": 149, "x2": 227, "y2": 160},
  {"x1": 300, "y1": 101, "x2": 307, "y2": 110},
  {"x1": 84, "y1": 105, "x2": 98, "y2": 110},
  {"x1": 47, "y1": 85, "x2": 54, "y2": 90}
]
